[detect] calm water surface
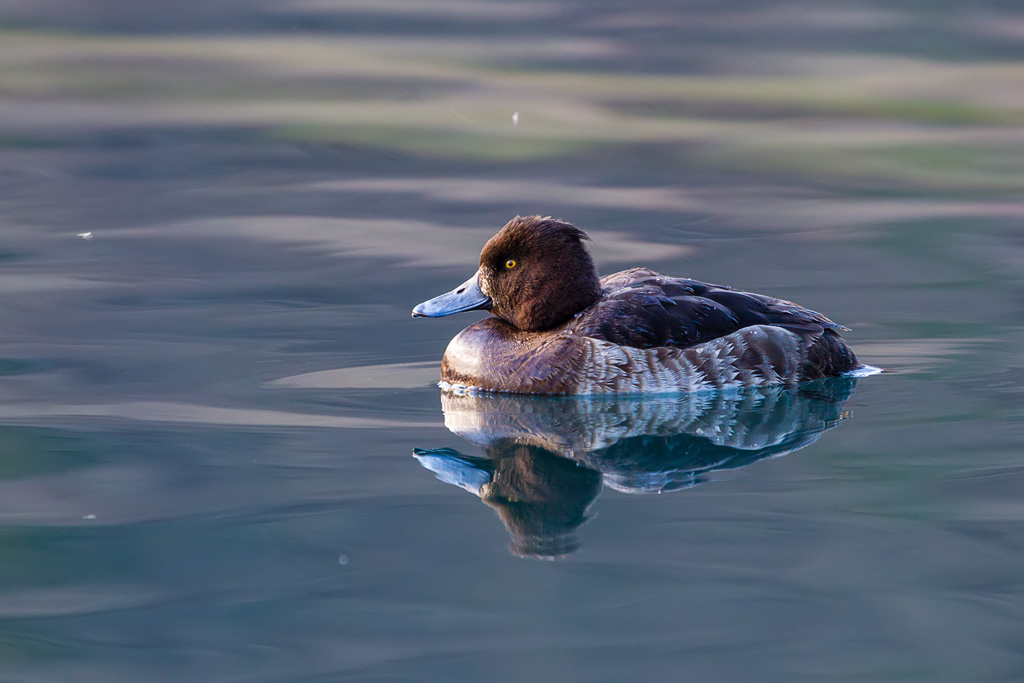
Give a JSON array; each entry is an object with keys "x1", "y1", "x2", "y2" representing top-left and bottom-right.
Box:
[{"x1": 1, "y1": 1, "x2": 1023, "y2": 681}]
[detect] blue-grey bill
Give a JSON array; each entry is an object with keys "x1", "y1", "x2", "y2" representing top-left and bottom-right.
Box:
[{"x1": 412, "y1": 270, "x2": 491, "y2": 317}]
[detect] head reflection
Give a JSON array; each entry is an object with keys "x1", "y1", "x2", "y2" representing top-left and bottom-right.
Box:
[{"x1": 415, "y1": 378, "x2": 858, "y2": 559}]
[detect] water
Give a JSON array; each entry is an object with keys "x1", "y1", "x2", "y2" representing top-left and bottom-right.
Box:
[{"x1": 1, "y1": 1, "x2": 1023, "y2": 681}]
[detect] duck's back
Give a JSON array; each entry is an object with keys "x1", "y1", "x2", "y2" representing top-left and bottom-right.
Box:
[{"x1": 564, "y1": 268, "x2": 859, "y2": 379}]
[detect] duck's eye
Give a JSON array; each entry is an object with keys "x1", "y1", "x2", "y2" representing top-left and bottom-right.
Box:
[{"x1": 505, "y1": 259, "x2": 517, "y2": 269}]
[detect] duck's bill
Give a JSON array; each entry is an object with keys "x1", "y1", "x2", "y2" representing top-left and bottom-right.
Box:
[{"x1": 412, "y1": 270, "x2": 492, "y2": 318}]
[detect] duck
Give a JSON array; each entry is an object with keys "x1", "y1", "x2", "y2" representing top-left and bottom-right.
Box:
[{"x1": 412, "y1": 215, "x2": 864, "y2": 395}]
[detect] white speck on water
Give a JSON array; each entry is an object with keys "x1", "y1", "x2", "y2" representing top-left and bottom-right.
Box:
[
  {"x1": 77, "y1": 232, "x2": 93, "y2": 240},
  {"x1": 338, "y1": 554, "x2": 349, "y2": 565},
  {"x1": 82, "y1": 514, "x2": 97, "y2": 520},
  {"x1": 512, "y1": 111, "x2": 519, "y2": 125}
]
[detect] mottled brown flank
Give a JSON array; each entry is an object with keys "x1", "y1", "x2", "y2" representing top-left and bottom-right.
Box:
[{"x1": 569, "y1": 325, "x2": 806, "y2": 395}]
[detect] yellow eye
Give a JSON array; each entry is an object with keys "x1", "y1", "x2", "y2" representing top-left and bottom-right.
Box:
[{"x1": 505, "y1": 259, "x2": 517, "y2": 269}]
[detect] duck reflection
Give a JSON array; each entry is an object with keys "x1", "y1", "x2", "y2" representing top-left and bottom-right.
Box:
[{"x1": 415, "y1": 378, "x2": 858, "y2": 558}]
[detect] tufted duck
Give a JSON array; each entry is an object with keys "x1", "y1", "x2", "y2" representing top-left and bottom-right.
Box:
[{"x1": 413, "y1": 216, "x2": 865, "y2": 394}]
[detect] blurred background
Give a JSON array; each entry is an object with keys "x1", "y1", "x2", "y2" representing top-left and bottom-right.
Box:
[{"x1": 0, "y1": 1, "x2": 1023, "y2": 681}]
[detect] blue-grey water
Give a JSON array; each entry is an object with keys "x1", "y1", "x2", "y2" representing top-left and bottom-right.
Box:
[{"x1": 1, "y1": 1, "x2": 1023, "y2": 681}]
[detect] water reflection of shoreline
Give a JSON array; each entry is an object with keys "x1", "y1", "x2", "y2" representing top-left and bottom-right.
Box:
[{"x1": 415, "y1": 378, "x2": 858, "y2": 558}]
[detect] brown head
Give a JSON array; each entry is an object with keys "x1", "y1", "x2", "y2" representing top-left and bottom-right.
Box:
[{"x1": 413, "y1": 216, "x2": 602, "y2": 332}]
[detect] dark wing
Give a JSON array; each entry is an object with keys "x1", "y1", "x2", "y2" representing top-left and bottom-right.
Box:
[
  {"x1": 566, "y1": 268, "x2": 848, "y2": 351},
  {"x1": 700, "y1": 289, "x2": 848, "y2": 337}
]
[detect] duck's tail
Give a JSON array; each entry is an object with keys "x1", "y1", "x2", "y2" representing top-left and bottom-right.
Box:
[{"x1": 800, "y1": 328, "x2": 862, "y2": 381}]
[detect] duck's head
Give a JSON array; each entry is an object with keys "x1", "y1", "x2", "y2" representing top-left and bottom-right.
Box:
[{"x1": 412, "y1": 216, "x2": 602, "y2": 331}]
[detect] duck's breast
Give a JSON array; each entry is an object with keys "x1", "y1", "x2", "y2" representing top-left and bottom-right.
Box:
[{"x1": 440, "y1": 319, "x2": 588, "y2": 394}]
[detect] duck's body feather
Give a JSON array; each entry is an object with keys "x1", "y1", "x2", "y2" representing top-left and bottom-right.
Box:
[
  {"x1": 441, "y1": 318, "x2": 813, "y2": 395},
  {"x1": 566, "y1": 268, "x2": 847, "y2": 350},
  {"x1": 415, "y1": 217, "x2": 864, "y2": 395}
]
